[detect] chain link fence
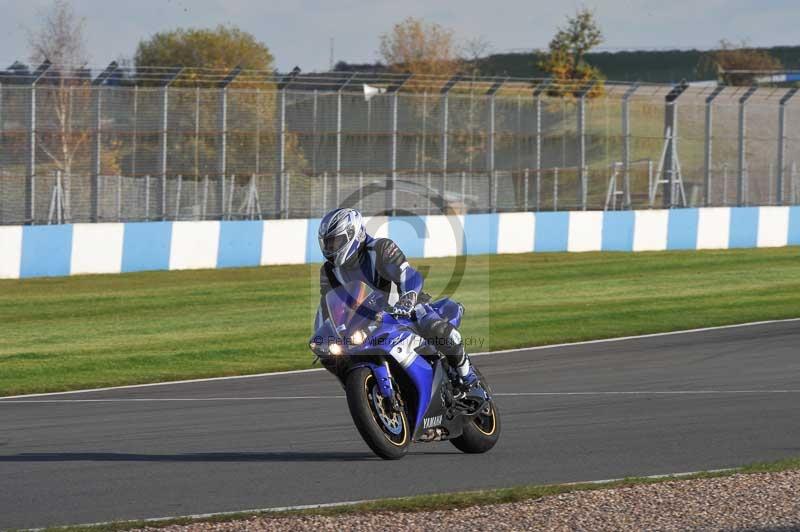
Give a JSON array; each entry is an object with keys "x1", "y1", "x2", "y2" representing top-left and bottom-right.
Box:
[{"x1": 1, "y1": 70, "x2": 799, "y2": 225}]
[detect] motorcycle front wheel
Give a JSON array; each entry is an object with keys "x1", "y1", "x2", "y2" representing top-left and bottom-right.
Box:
[{"x1": 345, "y1": 366, "x2": 410, "y2": 460}]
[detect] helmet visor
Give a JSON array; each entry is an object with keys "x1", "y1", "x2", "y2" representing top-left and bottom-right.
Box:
[{"x1": 321, "y1": 233, "x2": 349, "y2": 257}]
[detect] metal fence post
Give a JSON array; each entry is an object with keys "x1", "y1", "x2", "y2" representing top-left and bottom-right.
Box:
[
  {"x1": 322, "y1": 172, "x2": 328, "y2": 213},
  {"x1": 175, "y1": 174, "x2": 182, "y2": 220},
  {"x1": 533, "y1": 81, "x2": 550, "y2": 212},
  {"x1": 275, "y1": 68, "x2": 298, "y2": 219},
  {"x1": 359, "y1": 172, "x2": 364, "y2": 210},
  {"x1": 333, "y1": 73, "x2": 357, "y2": 204},
  {"x1": 489, "y1": 95, "x2": 496, "y2": 192},
  {"x1": 486, "y1": 78, "x2": 506, "y2": 214},
  {"x1": 440, "y1": 75, "x2": 461, "y2": 179},
  {"x1": 777, "y1": 88, "x2": 798, "y2": 205},
  {"x1": 577, "y1": 96, "x2": 586, "y2": 210},
  {"x1": 131, "y1": 86, "x2": 138, "y2": 180},
  {"x1": 390, "y1": 91, "x2": 398, "y2": 214},
  {"x1": 426, "y1": 172, "x2": 431, "y2": 215},
  {"x1": 461, "y1": 171, "x2": 466, "y2": 212},
  {"x1": 145, "y1": 175, "x2": 150, "y2": 220},
  {"x1": 523, "y1": 168, "x2": 529, "y2": 212},
  {"x1": 0, "y1": 80, "x2": 3, "y2": 222},
  {"x1": 703, "y1": 86, "x2": 724, "y2": 206},
  {"x1": 277, "y1": 88, "x2": 286, "y2": 216},
  {"x1": 421, "y1": 91, "x2": 428, "y2": 173},
  {"x1": 386, "y1": 74, "x2": 411, "y2": 216},
  {"x1": 553, "y1": 167, "x2": 559, "y2": 211},
  {"x1": 621, "y1": 83, "x2": 639, "y2": 209},
  {"x1": 722, "y1": 163, "x2": 729, "y2": 205},
  {"x1": 117, "y1": 174, "x2": 122, "y2": 221},
  {"x1": 442, "y1": 93, "x2": 448, "y2": 175},
  {"x1": 26, "y1": 61, "x2": 50, "y2": 223},
  {"x1": 92, "y1": 85, "x2": 102, "y2": 221},
  {"x1": 160, "y1": 86, "x2": 169, "y2": 220},
  {"x1": 202, "y1": 175, "x2": 209, "y2": 218},
  {"x1": 663, "y1": 81, "x2": 688, "y2": 208},
  {"x1": 217, "y1": 70, "x2": 242, "y2": 218},
  {"x1": 27, "y1": 80, "x2": 36, "y2": 222},
  {"x1": 284, "y1": 172, "x2": 290, "y2": 217},
  {"x1": 159, "y1": 69, "x2": 181, "y2": 221},
  {"x1": 335, "y1": 90, "x2": 343, "y2": 188},
  {"x1": 576, "y1": 82, "x2": 595, "y2": 211},
  {"x1": 255, "y1": 89, "x2": 262, "y2": 176},
  {"x1": 737, "y1": 86, "x2": 757, "y2": 207},
  {"x1": 194, "y1": 87, "x2": 200, "y2": 180},
  {"x1": 90, "y1": 62, "x2": 117, "y2": 222},
  {"x1": 768, "y1": 163, "x2": 774, "y2": 204},
  {"x1": 312, "y1": 89, "x2": 318, "y2": 176}
]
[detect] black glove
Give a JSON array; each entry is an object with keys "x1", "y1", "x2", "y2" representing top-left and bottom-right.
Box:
[{"x1": 393, "y1": 291, "x2": 417, "y2": 316}]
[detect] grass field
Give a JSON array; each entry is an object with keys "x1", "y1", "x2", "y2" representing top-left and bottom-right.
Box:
[{"x1": 1, "y1": 247, "x2": 799, "y2": 396}]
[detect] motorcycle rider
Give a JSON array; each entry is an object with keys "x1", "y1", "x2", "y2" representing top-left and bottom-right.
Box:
[{"x1": 315, "y1": 207, "x2": 478, "y2": 389}]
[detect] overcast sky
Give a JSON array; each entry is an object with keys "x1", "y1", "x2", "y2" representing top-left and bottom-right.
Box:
[{"x1": 1, "y1": 0, "x2": 798, "y2": 72}]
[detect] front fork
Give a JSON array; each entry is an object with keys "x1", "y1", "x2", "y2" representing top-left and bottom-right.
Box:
[
  {"x1": 372, "y1": 359, "x2": 394, "y2": 398},
  {"x1": 372, "y1": 359, "x2": 401, "y2": 411}
]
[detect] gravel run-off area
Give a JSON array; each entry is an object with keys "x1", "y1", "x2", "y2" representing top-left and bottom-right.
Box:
[{"x1": 137, "y1": 470, "x2": 800, "y2": 532}]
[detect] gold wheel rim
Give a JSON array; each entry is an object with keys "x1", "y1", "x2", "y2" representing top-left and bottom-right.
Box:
[
  {"x1": 474, "y1": 403, "x2": 497, "y2": 436},
  {"x1": 364, "y1": 373, "x2": 408, "y2": 447}
]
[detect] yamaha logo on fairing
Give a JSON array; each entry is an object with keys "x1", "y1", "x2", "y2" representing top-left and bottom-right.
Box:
[{"x1": 423, "y1": 415, "x2": 443, "y2": 429}]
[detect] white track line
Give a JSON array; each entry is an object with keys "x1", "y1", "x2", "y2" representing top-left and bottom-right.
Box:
[
  {"x1": 496, "y1": 390, "x2": 800, "y2": 396},
  {"x1": 3, "y1": 390, "x2": 800, "y2": 404},
  {"x1": 3, "y1": 317, "x2": 799, "y2": 401},
  {"x1": 42, "y1": 467, "x2": 738, "y2": 531},
  {"x1": 474, "y1": 317, "x2": 800, "y2": 357},
  {"x1": 0, "y1": 396, "x2": 346, "y2": 403}
]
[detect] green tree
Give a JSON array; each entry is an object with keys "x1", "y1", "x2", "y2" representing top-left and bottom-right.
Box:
[
  {"x1": 134, "y1": 26, "x2": 307, "y2": 183},
  {"x1": 539, "y1": 9, "x2": 604, "y2": 96},
  {"x1": 379, "y1": 17, "x2": 462, "y2": 83},
  {"x1": 134, "y1": 25, "x2": 274, "y2": 73}
]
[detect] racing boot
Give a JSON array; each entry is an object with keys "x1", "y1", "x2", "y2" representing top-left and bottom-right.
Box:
[{"x1": 455, "y1": 353, "x2": 479, "y2": 391}]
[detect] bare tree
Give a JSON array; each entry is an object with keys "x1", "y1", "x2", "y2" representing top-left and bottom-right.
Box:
[
  {"x1": 457, "y1": 37, "x2": 493, "y2": 173},
  {"x1": 28, "y1": 0, "x2": 88, "y2": 66},
  {"x1": 27, "y1": 0, "x2": 91, "y2": 219},
  {"x1": 460, "y1": 36, "x2": 492, "y2": 78}
]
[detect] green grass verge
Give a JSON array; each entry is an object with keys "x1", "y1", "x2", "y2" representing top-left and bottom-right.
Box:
[
  {"x1": 1, "y1": 247, "x2": 799, "y2": 396},
  {"x1": 37, "y1": 455, "x2": 800, "y2": 532}
]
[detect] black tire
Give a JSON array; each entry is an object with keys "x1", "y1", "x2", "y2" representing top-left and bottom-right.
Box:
[
  {"x1": 345, "y1": 367, "x2": 410, "y2": 460},
  {"x1": 450, "y1": 371, "x2": 501, "y2": 454}
]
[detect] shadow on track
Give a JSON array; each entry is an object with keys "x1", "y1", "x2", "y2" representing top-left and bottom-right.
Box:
[{"x1": 0, "y1": 451, "x2": 381, "y2": 462}]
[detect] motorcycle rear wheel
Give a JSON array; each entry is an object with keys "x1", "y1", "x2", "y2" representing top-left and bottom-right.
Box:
[
  {"x1": 345, "y1": 367, "x2": 410, "y2": 460},
  {"x1": 450, "y1": 370, "x2": 501, "y2": 454}
]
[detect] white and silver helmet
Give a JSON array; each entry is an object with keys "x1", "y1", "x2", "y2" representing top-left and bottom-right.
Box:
[{"x1": 318, "y1": 208, "x2": 366, "y2": 266}]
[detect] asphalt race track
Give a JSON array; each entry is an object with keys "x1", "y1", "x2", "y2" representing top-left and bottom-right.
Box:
[{"x1": 2, "y1": 320, "x2": 799, "y2": 529}]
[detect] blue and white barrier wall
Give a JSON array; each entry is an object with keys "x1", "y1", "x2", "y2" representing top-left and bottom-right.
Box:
[{"x1": 1, "y1": 206, "x2": 799, "y2": 279}]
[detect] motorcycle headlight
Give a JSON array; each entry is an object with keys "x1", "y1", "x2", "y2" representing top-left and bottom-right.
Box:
[
  {"x1": 350, "y1": 329, "x2": 367, "y2": 346},
  {"x1": 329, "y1": 343, "x2": 343, "y2": 356}
]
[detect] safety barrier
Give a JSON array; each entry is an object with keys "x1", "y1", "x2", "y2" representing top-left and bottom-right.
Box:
[{"x1": 1, "y1": 206, "x2": 799, "y2": 279}]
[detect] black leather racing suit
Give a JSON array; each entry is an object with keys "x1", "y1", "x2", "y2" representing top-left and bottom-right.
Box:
[{"x1": 316, "y1": 235, "x2": 467, "y2": 370}]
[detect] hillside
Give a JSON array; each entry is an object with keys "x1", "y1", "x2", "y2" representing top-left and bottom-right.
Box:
[{"x1": 337, "y1": 45, "x2": 800, "y2": 83}]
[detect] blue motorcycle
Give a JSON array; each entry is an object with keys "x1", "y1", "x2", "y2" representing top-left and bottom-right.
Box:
[{"x1": 309, "y1": 281, "x2": 500, "y2": 460}]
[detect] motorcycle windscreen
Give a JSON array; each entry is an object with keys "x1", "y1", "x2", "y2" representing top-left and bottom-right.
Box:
[{"x1": 324, "y1": 280, "x2": 385, "y2": 335}]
